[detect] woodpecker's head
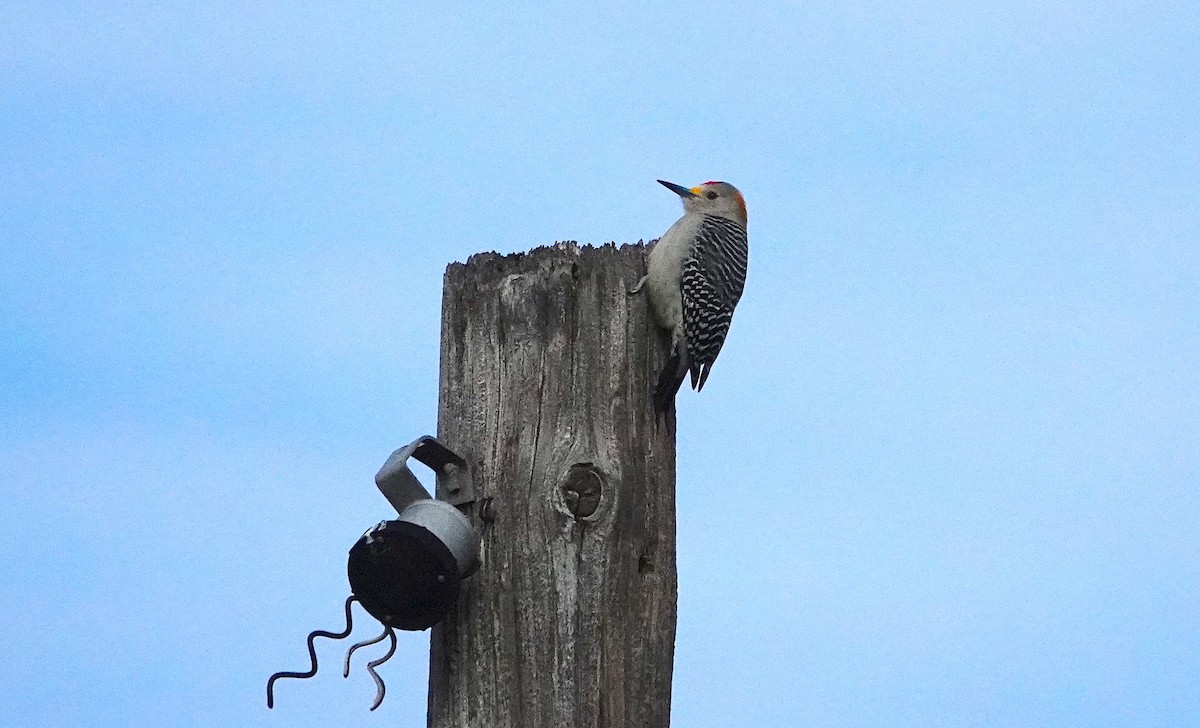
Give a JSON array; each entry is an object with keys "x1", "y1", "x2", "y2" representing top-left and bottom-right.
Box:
[{"x1": 658, "y1": 179, "x2": 747, "y2": 224}]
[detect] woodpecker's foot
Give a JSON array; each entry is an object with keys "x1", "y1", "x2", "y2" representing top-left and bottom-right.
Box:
[{"x1": 627, "y1": 274, "x2": 648, "y2": 295}]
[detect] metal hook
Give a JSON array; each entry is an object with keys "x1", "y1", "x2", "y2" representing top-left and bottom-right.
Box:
[
  {"x1": 266, "y1": 595, "x2": 358, "y2": 708},
  {"x1": 366, "y1": 627, "x2": 398, "y2": 711},
  {"x1": 342, "y1": 624, "x2": 390, "y2": 678}
]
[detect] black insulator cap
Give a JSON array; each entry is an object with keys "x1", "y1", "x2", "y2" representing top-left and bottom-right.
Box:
[{"x1": 347, "y1": 520, "x2": 462, "y2": 631}]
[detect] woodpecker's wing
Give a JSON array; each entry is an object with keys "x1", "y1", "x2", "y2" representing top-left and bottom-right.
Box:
[{"x1": 680, "y1": 215, "x2": 748, "y2": 391}]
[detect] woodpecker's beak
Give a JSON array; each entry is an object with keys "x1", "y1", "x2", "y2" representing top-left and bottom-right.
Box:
[{"x1": 658, "y1": 179, "x2": 698, "y2": 198}]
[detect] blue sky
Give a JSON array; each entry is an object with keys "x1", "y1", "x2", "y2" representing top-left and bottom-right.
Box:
[{"x1": 2, "y1": 2, "x2": 1197, "y2": 726}]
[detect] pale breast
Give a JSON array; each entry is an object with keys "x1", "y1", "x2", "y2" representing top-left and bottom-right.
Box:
[{"x1": 644, "y1": 214, "x2": 703, "y2": 330}]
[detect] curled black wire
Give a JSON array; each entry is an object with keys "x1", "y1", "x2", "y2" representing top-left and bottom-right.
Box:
[
  {"x1": 266, "y1": 595, "x2": 358, "y2": 708},
  {"x1": 366, "y1": 627, "x2": 398, "y2": 711},
  {"x1": 343, "y1": 625, "x2": 390, "y2": 678}
]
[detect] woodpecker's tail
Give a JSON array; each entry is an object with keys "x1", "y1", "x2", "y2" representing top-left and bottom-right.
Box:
[{"x1": 654, "y1": 340, "x2": 689, "y2": 417}]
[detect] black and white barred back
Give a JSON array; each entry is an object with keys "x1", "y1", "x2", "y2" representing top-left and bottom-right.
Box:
[{"x1": 680, "y1": 214, "x2": 749, "y2": 391}]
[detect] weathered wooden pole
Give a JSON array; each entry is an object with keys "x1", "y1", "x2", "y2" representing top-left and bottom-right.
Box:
[{"x1": 430, "y1": 242, "x2": 677, "y2": 728}]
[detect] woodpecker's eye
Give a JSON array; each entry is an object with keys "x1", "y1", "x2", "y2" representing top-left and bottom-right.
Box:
[{"x1": 705, "y1": 191, "x2": 718, "y2": 200}]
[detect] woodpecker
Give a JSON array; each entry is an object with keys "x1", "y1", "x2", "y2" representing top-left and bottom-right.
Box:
[{"x1": 630, "y1": 179, "x2": 749, "y2": 415}]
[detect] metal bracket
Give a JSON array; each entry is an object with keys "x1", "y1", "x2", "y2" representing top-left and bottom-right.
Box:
[{"x1": 374, "y1": 436, "x2": 473, "y2": 513}]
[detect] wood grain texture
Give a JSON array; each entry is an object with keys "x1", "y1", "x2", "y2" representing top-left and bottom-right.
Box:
[{"x1": 430, "y1": 242, "x2": 677, "y2": 728}]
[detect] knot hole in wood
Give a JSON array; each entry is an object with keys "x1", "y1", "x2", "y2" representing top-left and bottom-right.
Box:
[{"x1": 561, "y1": 463, "x2": 604, "y2": 520}]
